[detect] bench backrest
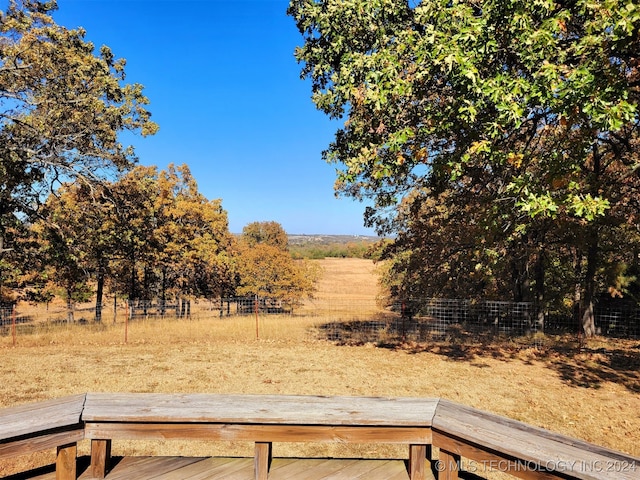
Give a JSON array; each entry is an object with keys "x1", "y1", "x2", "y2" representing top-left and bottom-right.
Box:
[
  {"x1": 81, "y1": 393, "x2": 439, "y2": 426},
  {"x1": 0, "y1": 394, "x2": 86, "y2": 458},
  {"x1": 432, "y1": 399, "x2": 639, "y2": 480},
  {"x1": 1, "y1": 393, "x2": 638, "y2": 480}
]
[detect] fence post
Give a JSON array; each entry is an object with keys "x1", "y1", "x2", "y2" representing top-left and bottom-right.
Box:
[
  {"x1": 124, "y1": 301, "x2": 129, "y2": 344},
  {"x1": 12, "y1": 304, "x2": 16, "y2": 347},
  {"x1": 254, "y1": 295, "x2": 259, "y2": 339}
]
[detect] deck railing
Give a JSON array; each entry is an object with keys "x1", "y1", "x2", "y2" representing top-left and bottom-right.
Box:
[{"x1": 0, "y1": 393, "x2": 638, "y2": 480}]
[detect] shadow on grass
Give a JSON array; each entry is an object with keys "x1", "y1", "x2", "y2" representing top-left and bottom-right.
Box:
[
  {"x1": 549, "y1": 345, "x2": 640, "y2": 392},
  {"x1": 316, "y1": 319, "x2": 640, "y2": 393}
]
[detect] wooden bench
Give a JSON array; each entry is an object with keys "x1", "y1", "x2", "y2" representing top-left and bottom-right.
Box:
[
  {"x1": 81, "y1": 393, "x2": 437, "y2": 480},
  {"x1": 2, "y1": 394, "x2": 638, "y2": 480},
  {"x1": 432, "y1": 399, "x2": 639, "y2": 480},
  {"x1": 0, "y1": 394, "x2": 86, "y2": 480}
]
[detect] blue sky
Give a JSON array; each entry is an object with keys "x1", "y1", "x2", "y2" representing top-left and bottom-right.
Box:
[{"x1": 47, "y1": 0, "x2": 375, "y2": 236}]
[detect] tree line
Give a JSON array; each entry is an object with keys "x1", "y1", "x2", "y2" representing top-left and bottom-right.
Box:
[
  {"x1": 2, "y1": 164, "x2": 319, "y2": 321},
  {"x1": 290, "y1": 240, "x2": 376, "y2": 259},
  {"x1": 288, "y1": 0, "x2": 640, "y2": 336},
  {"x1": 5, "y1": 0, "x2": 640, "y2": 336},
  {"x1": 0, "y1": 1, "x2": 318, "y2": 321}
]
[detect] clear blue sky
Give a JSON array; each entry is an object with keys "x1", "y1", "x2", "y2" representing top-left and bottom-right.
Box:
[{"x1": 48, "y1": 0, "x2": 375, "y2": 236}]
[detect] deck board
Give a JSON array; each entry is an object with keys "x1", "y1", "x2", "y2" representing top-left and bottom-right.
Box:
[
  {"x1": 10, "y1": 456, "x2": 421, "y2": 480},
  {"x1": 86, "y1": 456, "x2": 207, "y2": 480},
  {"x1": 271, "y1": 458, "x2": 363, "y2": 479},
  {"x1": 144, "y1": 457, "x2": 250, "y2": 480},
  {"x1": 265, "y1": 458, "x2": 334, "y2": 479}
]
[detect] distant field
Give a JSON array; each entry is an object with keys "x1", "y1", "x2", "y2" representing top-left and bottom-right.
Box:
[
  {"x1": 288, "y1": 234, "x2": 380, "y2": 259},
  {"x1": 1, "y1": 258, "x2": 639, "y2": 477}
]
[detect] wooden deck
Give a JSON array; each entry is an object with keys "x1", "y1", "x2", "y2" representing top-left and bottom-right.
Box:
[
  {"x1": 2, "y1": 393, "x2": 639, "y2": 480},
  {"x1": 13, "y1": 456, "x2": 426, "y2": 480}
]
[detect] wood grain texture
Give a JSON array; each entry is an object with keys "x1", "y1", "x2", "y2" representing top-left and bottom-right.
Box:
[
  {"x1": 82, "y1": 457, "x2": 410, "y2": 480},
  {"x1": 254, "y1": 442, "x2": 271, "y2": 480},
  {"x1": 437, "y1": 449, "x2": 459, "y2": 480},
  {"x1": 0, "y1": 428, "x2": 84, "y2": 458},
  {"x1": 3, "y1": 394, "x2": 639, "y2": 480},
  {"x1": 433, "y1": 400, "x2": 640, "y2": 480},
  {"x1": 55, "y1": 443, "x2": 76, "y2": 480},
  {"x1": 409, "y1": 444, "x2": 427, "y2": 480},
  {"x1": 82, "y1": 393, "x2": 438, "y2": 426},
  {"x1": 90, "y1": 439, "x2": 111, "y2": 479},
  {"x1": 434, "y1": 431, "x2": 560, "y2": 480},
  {"x1": 84, "y1": 422, "x2": 432, "y2": 443},
  {"x1": 0, "y1": 394, "x2": 86, "y2": 441}
]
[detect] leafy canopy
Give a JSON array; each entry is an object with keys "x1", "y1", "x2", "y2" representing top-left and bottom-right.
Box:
[
  {"x1": 288, "y1": 0, "x2": 640, "y2": 232},
  {"x1": 0, "y1": 0, "x2": 158, "y2": 218}
]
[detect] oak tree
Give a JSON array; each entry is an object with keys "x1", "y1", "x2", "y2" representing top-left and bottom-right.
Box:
[
  {"x1": 0, "y1": 0, "x2": 157, "y2": 292},
  {"x1": 154, "y1": 164, "x2": 236, "y2": 316},
  {"x1": 289, "y1": 0, "x2": 640, "y2": 335},
  {"x1": 237, "y1": 222, "x2": 320, "y2": 309},
  {"x1": 242, "y1": 221, "x2": 289, "y2": 250}
]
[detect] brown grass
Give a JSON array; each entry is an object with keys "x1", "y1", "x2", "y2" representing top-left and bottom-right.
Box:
[{"x1": 1, "y1": 257, "x2": 640, "y2": 477}]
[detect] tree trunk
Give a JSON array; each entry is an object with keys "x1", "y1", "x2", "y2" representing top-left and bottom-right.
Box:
[
  {"x1": 581, "y1": 301, "x2": 596, "y2": 337},
  {"x1": 160, "y1": 267, "x2": 166, "y2": 316},
  {"x1": 177, "y1": 297, "x2": 183, "y2": 318},
  {"x1": 180, "y1": 298, "x2": 187, "y2": 318},
  {"x1": 129, "y1": 251, "x2": 137, "y2": 305},
  {"x1": 533, "y1": 248, "x2": 545, "y2": 333},
  {"x1": 510, "y1": 259, "x2": 526, "y2": 302},
  {"x1": 581, "y1": 230, "x2": 599, "y2": 337},
  {"x1": 572, "y1": 249, "x2": 582, "y2": 332},
  {"x1": 66, "y1": 287, "x2": 74, "y2": 324},
  {"x1": 0, "y1": 231, "x2": 9, "y2": 301},
  {"x1": 143, "y1": 266, "x2": 150, "y2": 316},
  {"x1": 581, "y1": 144, "x2": 602, "y2": 337},
  {"x1": 95, "y1": 267, "x2": 104, "y2": 322}
]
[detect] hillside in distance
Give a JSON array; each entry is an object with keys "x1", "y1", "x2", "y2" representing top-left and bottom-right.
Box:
[
  {"x1": 288, "y1": 234, "x2": 381, "y2": 259},
  {"x1": 287, "y1": 234, "x2": 380, "y2": 246}
]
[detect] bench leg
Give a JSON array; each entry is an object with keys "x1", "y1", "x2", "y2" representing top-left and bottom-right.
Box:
[
  {"x1": 90, "y1": 439, "x2": 112, "y2": 479},
  {"x1": 438, "y1": 449, "x2": 459, "y2": 480},
  {"x1": 255, "y1": 442, "x2": 272, "y2": 480},
  {"x1": 56, "y1": 443, "x2": 77, "y2": 480},
  {"x1": 409, "y1": 444, "x2": 428, "y2": 480}
]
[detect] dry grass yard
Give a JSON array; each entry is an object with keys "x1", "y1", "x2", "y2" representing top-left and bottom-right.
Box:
[{"x1": 1, "y1": 257, "x2": 640, "y2": 477}]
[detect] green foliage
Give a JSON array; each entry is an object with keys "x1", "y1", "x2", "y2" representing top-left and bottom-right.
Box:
[
  {"x1": 289, "y1": 240, "x2": 375, "y2": 259},
  {"x1": 0, "y1": 0, "x2": 157, "y2": 300},
  {"x1": 0, "y1": 0, "x2": 157, "y2": 208},
  {"x1": 289, "y1": 0, "x2": 640, "y2": 334},
  {"x1": 289, "y1": 0, "x2": 639, "y2": 223}
]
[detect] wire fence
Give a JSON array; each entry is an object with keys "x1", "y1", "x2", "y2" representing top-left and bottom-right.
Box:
[
  {"x1": 316, "y1": 298, "x2": 640, "y2": 343},
  {"x1": 315, "y1": 299, "x2": 545, "y2": 347},
  {"x1": 593, "y1": 299, "x2": 640, "y2": 338},
  {"x1": 2, "y1": 296, "x2": 640, "y2": 345}
]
